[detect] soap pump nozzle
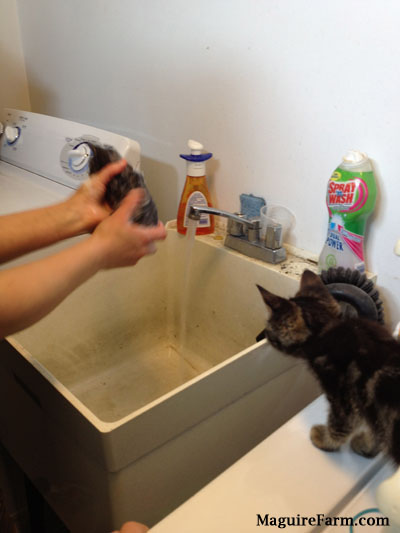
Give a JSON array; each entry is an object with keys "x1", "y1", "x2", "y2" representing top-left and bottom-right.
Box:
[
  {"x1": 179, "y1": 140, "x2": 213, "y2": 177},
  {"x1": 188, "y1": 139, "x2": 203, "y2": 155}
]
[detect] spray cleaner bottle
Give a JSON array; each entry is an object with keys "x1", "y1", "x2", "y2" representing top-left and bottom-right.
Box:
[
  {"x1": 177, "y1": 140, "x2": 214, "y2": 235},
  {"x1": 318, "y1": 150, "x2": 377, "y2": 273}
]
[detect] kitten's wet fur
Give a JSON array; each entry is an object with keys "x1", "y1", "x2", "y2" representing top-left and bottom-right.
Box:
[
  {"x1": 258, "y1": 270, "x2": 400, "y2": 464},
  {"x1": 87, "y1": 142, "x2": 158, "y2": 226}
]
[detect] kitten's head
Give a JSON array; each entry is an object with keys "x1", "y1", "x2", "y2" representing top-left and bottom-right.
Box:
[{"x1": 257, "y1": 269, "x2": 341, "y2": 354}]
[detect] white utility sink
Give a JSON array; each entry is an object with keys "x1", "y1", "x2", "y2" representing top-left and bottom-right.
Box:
[{"x1": 0, "y1": 225, "x2": 320, "y2": 531}]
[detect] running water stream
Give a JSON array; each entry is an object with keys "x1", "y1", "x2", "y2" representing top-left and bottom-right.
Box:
[{"x1": 178, "y1": 218, "x2": 198, "y2": 358}]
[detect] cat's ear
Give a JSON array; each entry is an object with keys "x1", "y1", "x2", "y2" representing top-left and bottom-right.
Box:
[
  {"x1": 300, "y1": 269, "x2": 327, "y2": 293},
  {"x1": 256, "y1": 284, "x2": 291, "y2": 313},
  {"x1": 299, "y1": 270, "x2": 340, "y2": 316}
]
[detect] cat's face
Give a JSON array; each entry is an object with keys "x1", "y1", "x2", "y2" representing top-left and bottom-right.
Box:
[{"x1": 257, "y1": 270, "x2": 341, "y2": 354}]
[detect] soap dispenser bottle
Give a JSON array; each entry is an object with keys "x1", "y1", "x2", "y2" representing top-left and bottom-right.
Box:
[{"x1": 177, "y1": 140, "x2": 214, "y2": 235}]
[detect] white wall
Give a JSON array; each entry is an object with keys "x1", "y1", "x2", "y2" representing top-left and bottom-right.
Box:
[
  {"x1": 0, "y1": 0, "x2": 30, "y2": 120},
  {"x1": 13, "y1": 0, "x2": 400, "y2": 325}
]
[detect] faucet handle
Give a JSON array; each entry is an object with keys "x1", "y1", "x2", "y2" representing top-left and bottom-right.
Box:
[
  {"x1": 228, "y1": 215, "x2": 261, "y2": 242},
  {"x1": 264, "y1": 221, "x2": 283, "y2": 250},
  {"x1": 247, "y1": 219, "x2": 260, "y2": 243},
  {"x1": 227, "y1": 213, "x2": 247, "y2": 236}
]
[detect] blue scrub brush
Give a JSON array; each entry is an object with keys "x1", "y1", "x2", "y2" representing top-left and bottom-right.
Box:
[{"x1": 239, "y1": 193, "x2": 266, "y2": 220}]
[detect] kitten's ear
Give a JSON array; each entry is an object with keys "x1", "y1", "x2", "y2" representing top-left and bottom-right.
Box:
[
  {"x1": 256, "y1": 285, "x2": 291, "y2": 313},
  {"x1": 300, "y1": 269, "x2": 326, "y2": 292},
  {"x1": 299, "y1": 269, "x2": 341, "y2": 317},
  {"x1": 299, "y1": 269, "x2": 340, "y2": 310}
]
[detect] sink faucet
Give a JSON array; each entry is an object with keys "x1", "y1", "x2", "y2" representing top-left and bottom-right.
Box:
[{"x1": 188, "y1": 205, "x2": 286, "y2": 264}]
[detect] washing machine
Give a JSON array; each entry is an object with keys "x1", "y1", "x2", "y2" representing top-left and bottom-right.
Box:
[{"x1": 0, "y1": 108, "x2": 140, "y2": 216}]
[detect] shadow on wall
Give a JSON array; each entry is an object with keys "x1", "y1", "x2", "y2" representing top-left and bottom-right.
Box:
[
  {"x1": 363, "y1": 157, "x2": 382, "y2": 268},
  {"x1": 23, "y1": 77, "x2": 68, "y2": 118},
  {"x1": 378, "y1": 286, "x2": 394, "y2": 330},
  {"x1": 141, "y1": 156, "x2": 178, "y2": 224},
  {"x1": 0, "y1": 45, "x2": 31, "y2": 120}
]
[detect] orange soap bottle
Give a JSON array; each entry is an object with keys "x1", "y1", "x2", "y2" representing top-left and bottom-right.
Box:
[{"x1": 177, "y1": 139, "x2": 214, "y2": 235}]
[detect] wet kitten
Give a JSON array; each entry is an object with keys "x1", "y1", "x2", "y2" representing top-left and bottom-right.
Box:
[
  {"x1": 257, "y1": 269, "x2": 400, "y2": 464},
  {"x1": 87, "y1": 142, "x2": 158, "y2": 226}
]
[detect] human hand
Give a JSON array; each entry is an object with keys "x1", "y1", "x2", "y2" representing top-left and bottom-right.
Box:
[
  {"x1": 91, "y1": 187, "x2": 167, "y2": 269},
  {"x1": 112, "y1": 520, "x2": 149, "y2": 533},
  {"x1": 65, "y1": 159, "x2": 128, "y2": 233}
]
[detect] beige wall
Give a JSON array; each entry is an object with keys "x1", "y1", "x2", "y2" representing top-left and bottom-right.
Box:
[{"x1": 0, "y1": 0, "x2": 30, "y2": 121}]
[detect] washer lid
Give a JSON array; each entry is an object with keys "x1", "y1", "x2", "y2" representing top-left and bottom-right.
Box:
[{"x1": 0, "y1": 161, "x2": 70, "y2": 215}]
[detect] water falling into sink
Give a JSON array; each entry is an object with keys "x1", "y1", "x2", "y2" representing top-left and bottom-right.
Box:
[{"x1": 178, "y1": 218, "x2": 198, "y2": 366}]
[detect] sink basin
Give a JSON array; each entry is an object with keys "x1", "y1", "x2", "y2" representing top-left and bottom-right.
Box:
[{"x1": 0, "y1": 226, "x2": 320, "y2": 531}]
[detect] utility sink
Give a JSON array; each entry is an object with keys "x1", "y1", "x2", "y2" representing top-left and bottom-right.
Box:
[{"x1": 0, "y1": 225, "x2": 320, "y2": 531}]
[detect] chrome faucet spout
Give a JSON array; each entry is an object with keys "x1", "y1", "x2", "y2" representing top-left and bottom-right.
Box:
[{"x1": 188, "y1": 205, "x2": 257, "y2": 229}]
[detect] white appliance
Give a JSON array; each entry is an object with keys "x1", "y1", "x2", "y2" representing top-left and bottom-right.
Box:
[{"x1": 0, "y1": 108, "x2": 140, "y2": 214}]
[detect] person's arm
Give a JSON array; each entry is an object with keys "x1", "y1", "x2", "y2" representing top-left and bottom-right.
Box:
[
  {"x1": 0, "y1": 159, "x2": 127, "y2": 264},
  {"x1": 0, "y1": 189, "x2": 166, "y2": 338},
  {"x1": 113, "y1": 521, "x2": 149, "y2": 533}
]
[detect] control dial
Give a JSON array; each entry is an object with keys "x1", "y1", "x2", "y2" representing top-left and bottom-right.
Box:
[
  {"x1": 5, "y1": 125, "x2": 21, "y2": 145},
  {"x1": 60, "y1": 134, "x2": 99, "y2": 183},
  {"x1": 68, "y1": 142, "x2": 92, "y2": 172}
]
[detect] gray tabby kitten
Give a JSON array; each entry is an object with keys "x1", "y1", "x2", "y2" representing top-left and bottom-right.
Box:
[
  {"x1": 87, "y1": 142, "x2": 158, "y2": 226},
  {"x1": 257, "y1": 269, "x2": 400, "y2": 464}
]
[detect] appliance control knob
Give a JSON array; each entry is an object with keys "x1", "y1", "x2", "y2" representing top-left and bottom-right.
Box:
[
  {"x1": 68, "y1": 143, "x2": 92, "y2": 172},
  {"x1": 5, "y1": 125, "x2": 21, "y2": 144}
]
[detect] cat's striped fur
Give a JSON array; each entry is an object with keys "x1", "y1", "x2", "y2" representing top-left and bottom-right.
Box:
[{"x1": 258, "y1": 269, "x2": 400, "y2": 464}]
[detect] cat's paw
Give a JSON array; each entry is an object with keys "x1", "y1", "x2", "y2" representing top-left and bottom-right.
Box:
[
  {"x1": 310, "y1": 424, "x2": 341, "y2": 452},
  {"x1": 350, "y1": 432, "x2": 380, "y2": 458}
]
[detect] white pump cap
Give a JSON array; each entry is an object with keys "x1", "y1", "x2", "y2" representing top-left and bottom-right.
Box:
[
  {"x1": 181, "y1": 139, "x2": 212, "y2": 177},
  {"x1": 188, "y1": 139, "x2": 203, "y2": 155}
]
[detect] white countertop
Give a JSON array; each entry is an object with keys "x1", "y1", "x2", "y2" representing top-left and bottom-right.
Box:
[{"x1": 151, "y1": 396, "x2": 389, "y2": 532}]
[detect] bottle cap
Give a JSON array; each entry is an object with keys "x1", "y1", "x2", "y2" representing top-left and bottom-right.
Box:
[
  {"x1": 342, "y1": 150, "x2": 368, "y2": 166},
  {"x1": 180, "y1": 139, "x2": 212, "y2": 162}
]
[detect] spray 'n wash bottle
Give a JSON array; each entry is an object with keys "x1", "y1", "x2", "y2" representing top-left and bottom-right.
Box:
[
  {"x1": 177, "y1": 140, "x2": 214, "y2": 235},
  {"x1": 318, "y1": 150, "x2": 377, "y2": 273}
]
